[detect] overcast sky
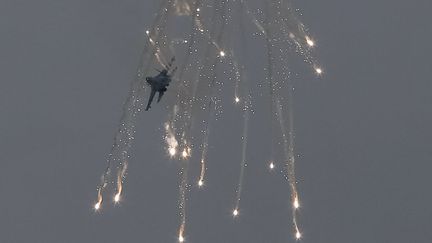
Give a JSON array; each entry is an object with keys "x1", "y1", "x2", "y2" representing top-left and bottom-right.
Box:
[{"x1": 1, "y1": 0, "x2": 431, "y2": 242}]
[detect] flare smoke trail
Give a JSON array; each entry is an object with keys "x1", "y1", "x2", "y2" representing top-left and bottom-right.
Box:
[
  {"x1": 233, "y1": 96, "x2": 251, "y2": 214},
  {"x1": 177, "y1": 0, "x2": 228, "y2": 144},
  {"x1": 114, "y1": 154, "x2": 128, "y2": 203},
  {"x1": 187, "y1": 0, "x2": 229, "y2": 189},
  {"x1": 264, "y1": 0, "x2": 277, "y2": 166},
  {"x1": 94, "y1": 0, "x2": 173, "y2": 210},
  {"x1": 262, "y1": 0, "x2": 316, "y2": 238},
  {"x1": 275, "y1": 96, "x2": 301, "y2": 238},
  {"x1": 177, "y1": 161, "x2": 188, "y2": 243},
  {"x1": 197, "y1": 102, "x2": 213, "y2": 187}
]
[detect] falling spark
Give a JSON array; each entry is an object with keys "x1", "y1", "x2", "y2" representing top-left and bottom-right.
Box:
[
  {"x1": 169, "y1": 148, "x2": 177, "y2": 157},
  {"x1": 114, "y1": 161, "x2": 127, "y2": 204},
  {"x1": 315, "y1": 67, "x2": 323, "y2": 75},
  {"x1": 198, "y1": 156, "x2": 207, "y2": 188},
  {"x1": 269, "y1": 161, "x2": 275, "y2": 170},
  {"x1": 305, "y1": 36, "x2": 315, "y2": 47},
  {"x1": 233, "y1": 103, "x2": 250, "y2": 215},
  {"x1": 179, "y1": 232, "x2": 184, "y2": 242},
  {"x1": 181, "y1": 146, "x2": 191, "y2": 159},
  {"x1": 114, "y1": 193, "x2": 121, "y2": 203},
  {"x1": 293, "y1": 197, "x2": 300, "y2": 209},
  {"x1": 177, "y1": 159, "x2": 188, "y2": 243},
  {"x1": 182, "y1": 149, "x2": 188, "y2": 158},
  {"x1": 94, "y1": 187, "x2": 103, "y2": 211},
  {"x1": 295, "y1": 230, "x2": 302, "y2": 240},
  {"x1": 94, "y1": 196, "x2": 102, "y2": 211},
  {"x1": 232, "y1": 209, "x2": 239, "y2": 217},
  {"x1": 219, "y1": 50, "x2": 226, "y2": 57},
  {"x1": 95, "y1": 203, "x2": 100, "y2": 211},
  {"x1": 198, "y1": 103, "x2": 212, "y2": 193},
  {"x1": 165, "y1": 122, "x2": 179, "y2": 158},
  {"x1": 275, "y1": 94, "x2": 302, "y2": 240},
  {"x1": 94, "y1": 202, "x2": 101, "y2": 211},
  {"x1": 178, "y1": 234, "x2": 185, "y2": 243},
  {"x1": 231, "y1": 51, "x2": 243, "y2": 107}
]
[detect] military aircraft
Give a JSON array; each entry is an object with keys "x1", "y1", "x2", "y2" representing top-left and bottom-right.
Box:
[{"x1": 145, "y1": 57, "x2": 176, "y2": 111}]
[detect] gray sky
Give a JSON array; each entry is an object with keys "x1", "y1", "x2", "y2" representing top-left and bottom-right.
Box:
[{"x1": 1, "y1": 0, "x2": 431, "y2": 243}]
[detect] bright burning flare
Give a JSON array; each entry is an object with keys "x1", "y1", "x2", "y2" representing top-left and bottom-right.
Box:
[
  {"x1": 165, "y1": 122, "x2": 179, "y2": 158},
  {"x1": 295, "y1": 230, "x2": 302, "y2": 240},
  {"x1": 178, "y1": 235, "x2": 184, "y2": 243},
  {"x1": 293, "y1": 197, "x2": 300, "y2": 209},
  {"x1": 269, "y1": 162, "x2": 275, "y2": 170},
  {"x1": 180, "y1": 146, "x2": 191, "y2": 159},
  {"x1": 232, "y1": 209, "x2": 239, "y2": 217},
  {"x1": 305, "y1": 36, "x2": 315, "y2": 47},
  {"x1": 198, "y1": 180, "x2": 204, "y2": 187},
  {"x1": 94, "y1": 202, "x2": 101, "y2": 211},
  {"x1": 114, "y1": 193, "x2": 121, "y2": 203},
  {"x1": 169, "y1": 147, "x2": 177, "y2": 157},
  {"x1": 182, "y1": 149, "x2": 188, "y2": 158},
  {"x1": 219, "y1": 51, "x2": 226, "y2": 57},
  {"x1": 94, "y1": 188, "x2": 103, "y2": 211},
  {"x1": 235, "y1": 96, "x2": 240, "y2": 103},
  {"x1": 315, "y1": 67, "x2": 323, "y2": 75},
  {"x1": 178, "y1": 227, "x2": 185, "y2": 243},
  {"x1": 114, "y1": 170, "x2": 124, "y2": 204}
]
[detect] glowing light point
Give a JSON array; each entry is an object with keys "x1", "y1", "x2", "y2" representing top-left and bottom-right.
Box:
[
  {"x1": 293, "y1": 198, "x2": 300, "y2": 209},
  {"x1": 306, "y1": 36, "x2": 315, "y2": 47},
  {"x1": 219, "y1": 51, "x2": 226, "y2": 57},
  {"x1": 145, "y1": 30, "x2": 150, "y2": 35},
  {"x1": 295, "y1": 231, "x2": 302, "y2": 240},
  {"x1": 94, "y1": 202, "x2": 101, "y2": 211},
  {"x1": 235, "y1": 96, "x2": 240, "y2": 103},
  {"x1": 169, "y1": 147, "x2": 177, "y2": 157},
  {"x1": 315, "y1": 67, "x2": 323, "y2": 75},
  {"x1": 181, "y1": 148, "x2": 189, "y2": 158},
  {"x1": 269, "y1": 162, "x2": 275, "y2": 170},
  {"x1": 114, "y1": 193, "x2": 121, "y2": 203},
  {"x1": 232, "y1": 209, "x2": 239, "y2": 217},
  {"x1": 178, "y1": 235, "x2": 184, "y2": 243},
  {"x1": 198, "y1": 180, "x2": 204, "y2": 187},
  {"x1": 196, "y1": 8, "x2": 200, "y2": 12}
]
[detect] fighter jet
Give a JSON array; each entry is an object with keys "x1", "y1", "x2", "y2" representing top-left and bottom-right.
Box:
[{"x1": 145, "y1": 58, "x2": 176, "y2": 111}]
